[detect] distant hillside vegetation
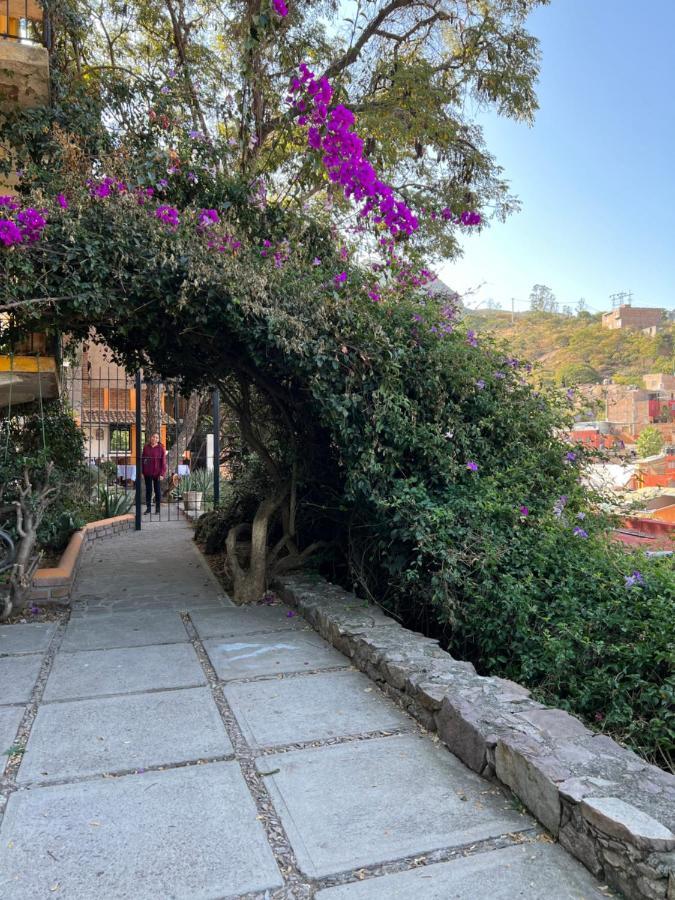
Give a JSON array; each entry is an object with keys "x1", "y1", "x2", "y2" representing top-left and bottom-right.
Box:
[{"x1": 464, "y1": 310, "x2": 674, "y2": 384}]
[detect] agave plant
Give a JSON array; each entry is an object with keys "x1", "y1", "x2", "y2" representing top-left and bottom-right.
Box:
[{"x1": 97, "y1": 486, "x2": 134, "y2": 517}]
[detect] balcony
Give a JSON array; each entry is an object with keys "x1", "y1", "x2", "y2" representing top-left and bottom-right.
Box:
[
  {"x1": 0, "y1": 333, "x2": 60, "y2": 408},
  {"x1": 0, "y1": 0, "x2": 49, "y2": 126}
]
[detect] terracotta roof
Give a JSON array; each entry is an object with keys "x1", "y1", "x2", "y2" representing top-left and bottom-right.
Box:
[{"x1": 79, "y1": 409, "x2": 176, "y2": 426}]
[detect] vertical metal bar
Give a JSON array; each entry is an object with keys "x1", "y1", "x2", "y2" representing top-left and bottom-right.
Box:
[
  {"x1": 135, "y1": 370, "x2": 142, "y2": 530},
  {"x1": 212, "y1": 389, "x2": 220, "y2": 508}
]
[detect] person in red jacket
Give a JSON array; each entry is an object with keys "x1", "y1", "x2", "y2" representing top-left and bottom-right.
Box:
[{"x1": 141, "y1": 432, "x2": 167, "y2": 515}]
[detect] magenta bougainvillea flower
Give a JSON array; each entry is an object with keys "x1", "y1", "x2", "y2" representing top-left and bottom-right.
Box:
[
  {"x1": 0, "y1": 196, "x2": 20, "y2": 211},
  {"x1": 197, "y1": 209, "x2": 220, "y2": 228},
  {"x1": 16, "y1": 208, "x2": 47, "y2": 242},
  {"x1": 155, "y1": 205, "x2": 180, "y2": 228},
  {"x1": 272, "y1": 0, "x2": 288, "y2": 15},
  {"x1": 519, "y1": 505, "x2": 529, "y2": 517},
  {"x1": 334, "y1": 271, "x2": 347, "y2": 285},
  {"x1": 0, "y1": 219, "x2": 23, "y2": 247}
]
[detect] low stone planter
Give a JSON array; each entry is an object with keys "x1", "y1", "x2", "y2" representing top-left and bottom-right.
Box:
[
  {"x1": 29, "y1": 514, "x2": 135, "y2": 604},
  {"x1": 276, "y1": 574, "x2": 675, "y2": 900}
]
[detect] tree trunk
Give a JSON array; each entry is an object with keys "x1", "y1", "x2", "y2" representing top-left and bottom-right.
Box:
[
  {"x1": 226, "y1": 484, "x2": 288, "y2": 603},
  {"x1": 145, "y1": 381, "x2": 162, "y2": 441},
  {"x1": 166, "y1": 392, "x2": 205, "y2": 474}
]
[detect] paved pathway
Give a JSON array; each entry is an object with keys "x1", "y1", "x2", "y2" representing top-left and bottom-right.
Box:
[{"x1": 0, "y1": 521, "x2": 611, "y2": 899}]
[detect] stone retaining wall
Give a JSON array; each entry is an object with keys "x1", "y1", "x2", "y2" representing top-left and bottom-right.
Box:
[
  {"x1": 277, "y1": 575, "x2": 675, "y2": 900},
  {"x1": 29, "y1": 515, "x2": 135, "y2": 603}
]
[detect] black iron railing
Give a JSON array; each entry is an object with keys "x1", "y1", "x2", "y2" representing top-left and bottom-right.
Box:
[{"x1": 0, "y1": 0, "x2": 46, "y2": 44}]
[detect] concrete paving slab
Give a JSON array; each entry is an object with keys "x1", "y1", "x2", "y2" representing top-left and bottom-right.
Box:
[
  {"x1": 43, "y1": 643, "x2": 207, "y2": 701},
  {"x1": 225, "y1": 670, "x2": 410, "y2": 747},
  {"x1": 0, "y1": 654, "x2": 43, "y2": 705},
  {"x1": 205, "y1": 630, "x2": 349, "y2": 680},
  {"x1": 0, "y1": 706, "x2": 23, "y2": 773},
  {"x1": 190, "y1": 604, "x2": 305, "y2": 639},
  {"x1": 315, "y1": 843, "x2": 610, "y2": 899},
  {"x1": 60, "y1": 609, "x2": 188, "y2": 652},
  {"x1": 0, "y1": 761, "x2": 283, "y2": 899},
  {"x1": 0, "y1": 622, "x2": 55, "y2": 655},
  {"x1": 257, "y1": 734, "x2": 531, "y2": 878},
  {"x1": 17, "y1": 687, "x2": 232, "y2": 783}
]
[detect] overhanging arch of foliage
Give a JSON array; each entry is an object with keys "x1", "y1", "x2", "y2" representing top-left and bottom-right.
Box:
[{"x1": 2, "y1": 177, "x2": 673, "y2": 766}]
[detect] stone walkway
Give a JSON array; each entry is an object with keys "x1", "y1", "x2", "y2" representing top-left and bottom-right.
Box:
[{"x1": 0, "y1": 521, "x2": 612, "y2": 899}]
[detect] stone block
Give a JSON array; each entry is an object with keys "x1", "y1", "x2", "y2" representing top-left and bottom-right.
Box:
[
  {"x1": 495, "y1": 733, "x2": 565, "y2": 835},
  {"x1": 204, "y1": 630, "x2": 349, "y2": 680},
  {"x1": 61, "y1": 610, "x2": 188, "y2": 652},
  {"x1": 17, "y1": 686, "x2": 232, "y2": 783},
  {"x1": 225, "y1": 669, "x2": 409, "y2": 748},
  {"x1": 314, "y1": 842, "x2": 611, "y2": 899},
  {"x1": 189, "y1": 604, "x2": 304, "y2": 639},
  {"x1": 43, "y1": 643, "x2": 207, "y2": 701},
  {"x1": 0, "y1": 762, "x2": 282, "y2": 898},
  {"x1": 0, "y1": 654, "x2": 42, "y2": 705},
  {"x1": 258, "y1": 734, "x2": 530, "y2": 878},
  {"x1": 581, "y1": 797, "x2": 675, "y2": 853},
  {"x1": 0, "y1": 622, "x2": 56, "y2": 655}
]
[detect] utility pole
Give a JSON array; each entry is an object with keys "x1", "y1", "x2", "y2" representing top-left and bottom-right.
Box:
[{"x1": 511, "y1": 297, "x2": 515, "y2": 325}]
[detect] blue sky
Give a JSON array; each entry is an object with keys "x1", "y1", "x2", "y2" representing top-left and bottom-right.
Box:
[{"x1": 440, "y1": 0, "x2": 675, "y2": 313}]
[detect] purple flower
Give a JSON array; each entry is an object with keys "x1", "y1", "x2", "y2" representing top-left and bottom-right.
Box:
[
  {"x1": 312, "y1": 257, "x2": 321, "y2": 266},
  {"x1": 368, "y1": 290, "x2": 380, "y2": 302},
  {"x1": 624, "y1": 570, "x2": 645, "y2": 589},
  {"x1": 188, "y1": 129, "x2": 205, "y2": 140},
  {"x1": 160, "y1": 85, "x2": 170, "y2": 95},
  {"x1": 475, "y1": 379, "x2": 486, "y2": 391},
  {"x1": 187, "y1": 172, "x2": 197, "y2": 184},
  {"x1": 566, "y1": 388, "x2": 575, "y2": 401},
  {"x1": 519, "y1": 506, "x2": 529, "y2": 517},
  {"x1": 494, "y1": 371, "x2": 506, "y2": 380},
  {"x1": 466, "y1": 461, "x2": 479, "y2": 472},
  {"x1": 566, "y1": 451, "x2": 577, "y2": 463},
  {"x1": 56, "y1": 193, "x2": 68, "y2": 209},
  {"x1": 16, "y1": 208, "x2": 46, "y2": 242},
  {"x1": 460, "y1": 210, "x2": 481, "y2": 226},
  {"x1": 198, "y1": 208, "x2": 219, "y2": 228},
  {"x1": 272, "y1": 0, "x2": 288, "y2": 15},
  {"x1": 576, "y1": 512, "x2": 586, "y2": 521},
  {"x1": 286, "y1": 610, "x2": 296, "y2": 617},
  {"x1": 573, "y1": 527, "x2": 588, "y2": 539},
  {"x1": 0, "y1": 219, "x2": 23, "y2": 247},
  {"x1": 0, "y1": 195, "x2": 20, "y2": 211},
  {"x1": 553, "y1": 495, "x2": 568, "y2": 518},
  {"x1": 466, "y1": 329, "x2": 478, "y2": 348},
  {"x1": 155, "y1": 205, "x2": 180, "y2": 228},
  {"x1": 334, "y1": 271, "x2": 347, "y2": 286}
]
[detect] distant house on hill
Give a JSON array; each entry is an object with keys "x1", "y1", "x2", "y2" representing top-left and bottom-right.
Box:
[{"x1": 601, "y1": 305, "x2": 665, "y2": 334}]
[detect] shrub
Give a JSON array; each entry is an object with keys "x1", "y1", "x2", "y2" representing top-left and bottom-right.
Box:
[{"x1": 637, "y1": 426, "x2": 664, "y2": 458}]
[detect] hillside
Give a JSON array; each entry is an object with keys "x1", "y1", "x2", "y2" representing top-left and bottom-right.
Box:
[{"x1": 463, "y1": 310, "x2": 674, "y2": 384}]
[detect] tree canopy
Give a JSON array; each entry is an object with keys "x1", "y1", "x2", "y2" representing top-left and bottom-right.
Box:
[{"x1": 3, "y1": 0, "x2": 551, "y2": 257}]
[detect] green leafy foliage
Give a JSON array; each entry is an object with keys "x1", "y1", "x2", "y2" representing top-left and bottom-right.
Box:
[
  {"x1": 3, "y1": 177, "x2": 672, "y2": 767},
  {"x1": 636, "y1": 426, "x2": 664, "y2": 459}
]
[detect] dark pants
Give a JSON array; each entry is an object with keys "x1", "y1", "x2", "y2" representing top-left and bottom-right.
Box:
[{"x1": 144, "y1": 475, "x2": 161, "y2": 510}]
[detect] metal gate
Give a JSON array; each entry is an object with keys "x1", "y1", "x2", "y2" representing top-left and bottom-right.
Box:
[{"x1": 63, "y1": 358, "x2": 220, "y2": 530}]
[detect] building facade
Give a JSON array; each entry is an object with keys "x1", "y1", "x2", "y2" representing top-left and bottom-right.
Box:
[{"x1": 601, "y1": 305, "x2": 665, "y2": 332}]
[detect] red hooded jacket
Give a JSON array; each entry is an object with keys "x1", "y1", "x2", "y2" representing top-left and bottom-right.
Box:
[{"x1": 141, "y1": 442, "x2": 167, "y2": 478}]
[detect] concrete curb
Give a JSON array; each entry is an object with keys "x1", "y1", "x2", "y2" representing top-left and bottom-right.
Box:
[
  {"x1": 30, "y1": 515, "x2": 135, "y2": 603},
  {"x1": 277, "y1": 574, "x2": 675, "y2": 900}
]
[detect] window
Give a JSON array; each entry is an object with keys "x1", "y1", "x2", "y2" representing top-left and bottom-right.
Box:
[{"x1": 109, "y1": 424, "x2": 131, "y2": 453}]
